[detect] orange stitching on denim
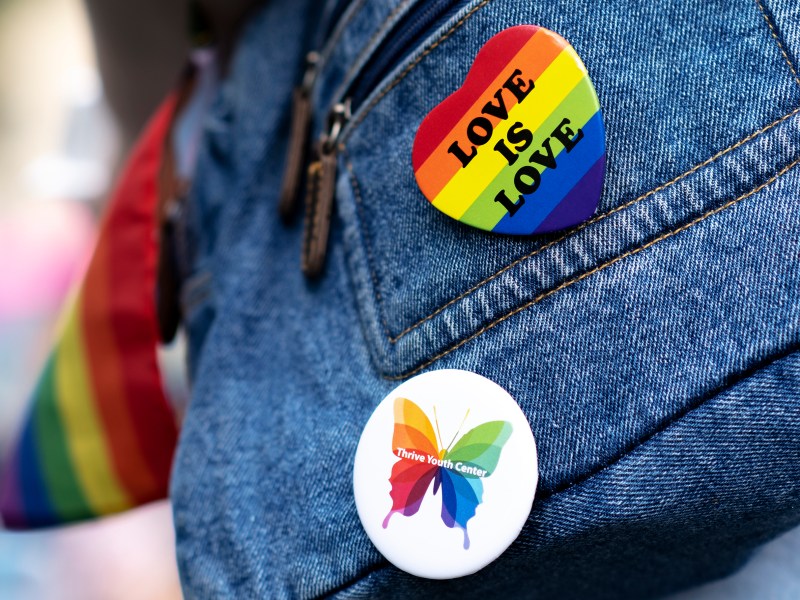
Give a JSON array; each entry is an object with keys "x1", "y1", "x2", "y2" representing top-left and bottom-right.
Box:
[
  {"x1": 386, "y1": 105, "x2": 800, "y2": 342},
  {"x1": 331, "y1": 0, "x2": 416, "y2": 104},
  {"x1": 755, "y1": 0, "x2": 800, "y2": 88},
  {"x1": 333, "y1": 0, "x2": 800, "y2": 344},
  {"x1": 343, "y1": 150, "x2": 394, "y2": 339},
  {"x1": 343, "y1": 0, "x2": 495, "y2": 140},
  {"x1": 383, "y1": 155, "x2": 800, "y2": 380}
]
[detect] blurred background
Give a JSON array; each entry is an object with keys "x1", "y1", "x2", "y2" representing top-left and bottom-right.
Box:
[
  {"x1": 0, "y1": 0, "x2": 183, "y2": 597},
  {"x1": 0, "y1": 0, "x2": 797, "y2": 598}
]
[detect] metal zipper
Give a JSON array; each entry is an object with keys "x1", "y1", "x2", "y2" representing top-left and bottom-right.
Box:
[
  {"x1": 346, "y1": 0, "x2": 465, "y2": 108},
  {"x1": 277, "y1": 0, "x2": 367, "y2": 220},
  {"x1": 299, "y1": 0, "x2": 468, "y2": 277},
  {"x1": 301, "y1": 100, "x2": 350, "y2": 277}
]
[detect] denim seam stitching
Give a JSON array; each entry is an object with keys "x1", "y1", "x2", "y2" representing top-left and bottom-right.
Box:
[
  {"x1": 337, "y1": 0, "x2": 800, "y2": 341},
  {"x1": 755, "y1": 0, "x2": 800, "y2": 88},
  {"x1": 343, "y1": 152, "x2": 394, "y2": 339},
  {"x1": 382, "y1": 154, "x2": 800, "y2": 379},
  {"x1": 321, "y1": 346, "x2": 800, "y2": 599},
  {"x1": 346, "y1": 105, "x2": 800, "y2": 343},
  {"x1": 388, "y1": 106, "x2": 800, "y2": 340},
  {"x1": 329, "y1": 0, "x2": 417, "y2": 107},
  {"x1": 318, "y1": 0, "x2": 368, "y2": 71},
  {"x1": 343, "y1": 0, "x2": 495, "y2": 139}
]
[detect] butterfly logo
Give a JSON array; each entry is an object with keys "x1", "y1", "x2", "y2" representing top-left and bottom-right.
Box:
[{"x1": 382, "y1": 397, "x2": 513, "y2": 549}]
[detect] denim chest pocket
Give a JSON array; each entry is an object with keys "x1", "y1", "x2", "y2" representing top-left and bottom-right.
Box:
[{"x1": 335, "y1": 0, "x2": 800, "y2": 379}]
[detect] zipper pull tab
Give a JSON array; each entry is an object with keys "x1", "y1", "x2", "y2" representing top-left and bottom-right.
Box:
[
  {"x1": 279, "y1": 51, "x2": 320, "y2": 220},
  {"x1": 301, "y1": 100, "x2": 350, "y2": 278}
]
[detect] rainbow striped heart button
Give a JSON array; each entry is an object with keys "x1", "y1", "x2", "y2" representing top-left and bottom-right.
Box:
[{"x1": 412, "y1": 25, "x2": 605, "y2": 235}]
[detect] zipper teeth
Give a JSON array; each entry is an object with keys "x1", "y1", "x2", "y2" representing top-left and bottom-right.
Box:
[
  {"x1": 325, "y1": 0, "x2": 421, "y2": 112},
  {"x1": 299, "y1": 0, "x2": 483, "y2": 279},
  {"x1": 348, "y1": 0, "x2": 461, "y2": 109},
  {"x1": 339, "y1": 0, "x2": 489, "y2": 146}
]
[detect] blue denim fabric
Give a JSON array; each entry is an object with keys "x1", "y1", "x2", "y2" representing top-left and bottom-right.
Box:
[{"x1": 172, "y1": 0, "x2": 800, "y2": 597}]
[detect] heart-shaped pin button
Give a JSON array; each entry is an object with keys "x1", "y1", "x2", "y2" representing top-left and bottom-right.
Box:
[{"x1": 412, "y1": 25, "x2": 605, "y2": 235}]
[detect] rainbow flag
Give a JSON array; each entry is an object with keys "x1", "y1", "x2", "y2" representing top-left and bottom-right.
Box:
[
  {"x1": 413, "y1": 25, "x2": 605, "y2": 235},
  {"x1": 0, "y1": 97, "x2": 180, "y2": 529}
]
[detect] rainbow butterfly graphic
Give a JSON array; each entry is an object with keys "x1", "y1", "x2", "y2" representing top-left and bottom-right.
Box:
[{"x1": 382, "y1": 397, "x2": 513, "y2": 549}]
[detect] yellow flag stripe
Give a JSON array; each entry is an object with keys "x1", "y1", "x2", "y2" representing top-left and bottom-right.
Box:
[{"x1": 55, "y1": 295, "x2": 131, "y2": 514}]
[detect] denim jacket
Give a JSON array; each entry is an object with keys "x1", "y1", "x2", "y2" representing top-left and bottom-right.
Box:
[{"x1": 173, "y1": 0, "x2": 800, "y2": 597}]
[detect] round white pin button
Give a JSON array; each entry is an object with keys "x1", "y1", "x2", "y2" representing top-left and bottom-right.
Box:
[{"x1": 353, "y1": 369, "x2": 538, "y2": 579}]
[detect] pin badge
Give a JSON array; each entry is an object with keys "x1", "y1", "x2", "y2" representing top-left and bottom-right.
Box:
[
  {"x1": 353, "y1": 370, "x2": 538, "y2": 579},
  {"x1": 413, "y1": 25, "x2": 605, "y2": 235}
]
